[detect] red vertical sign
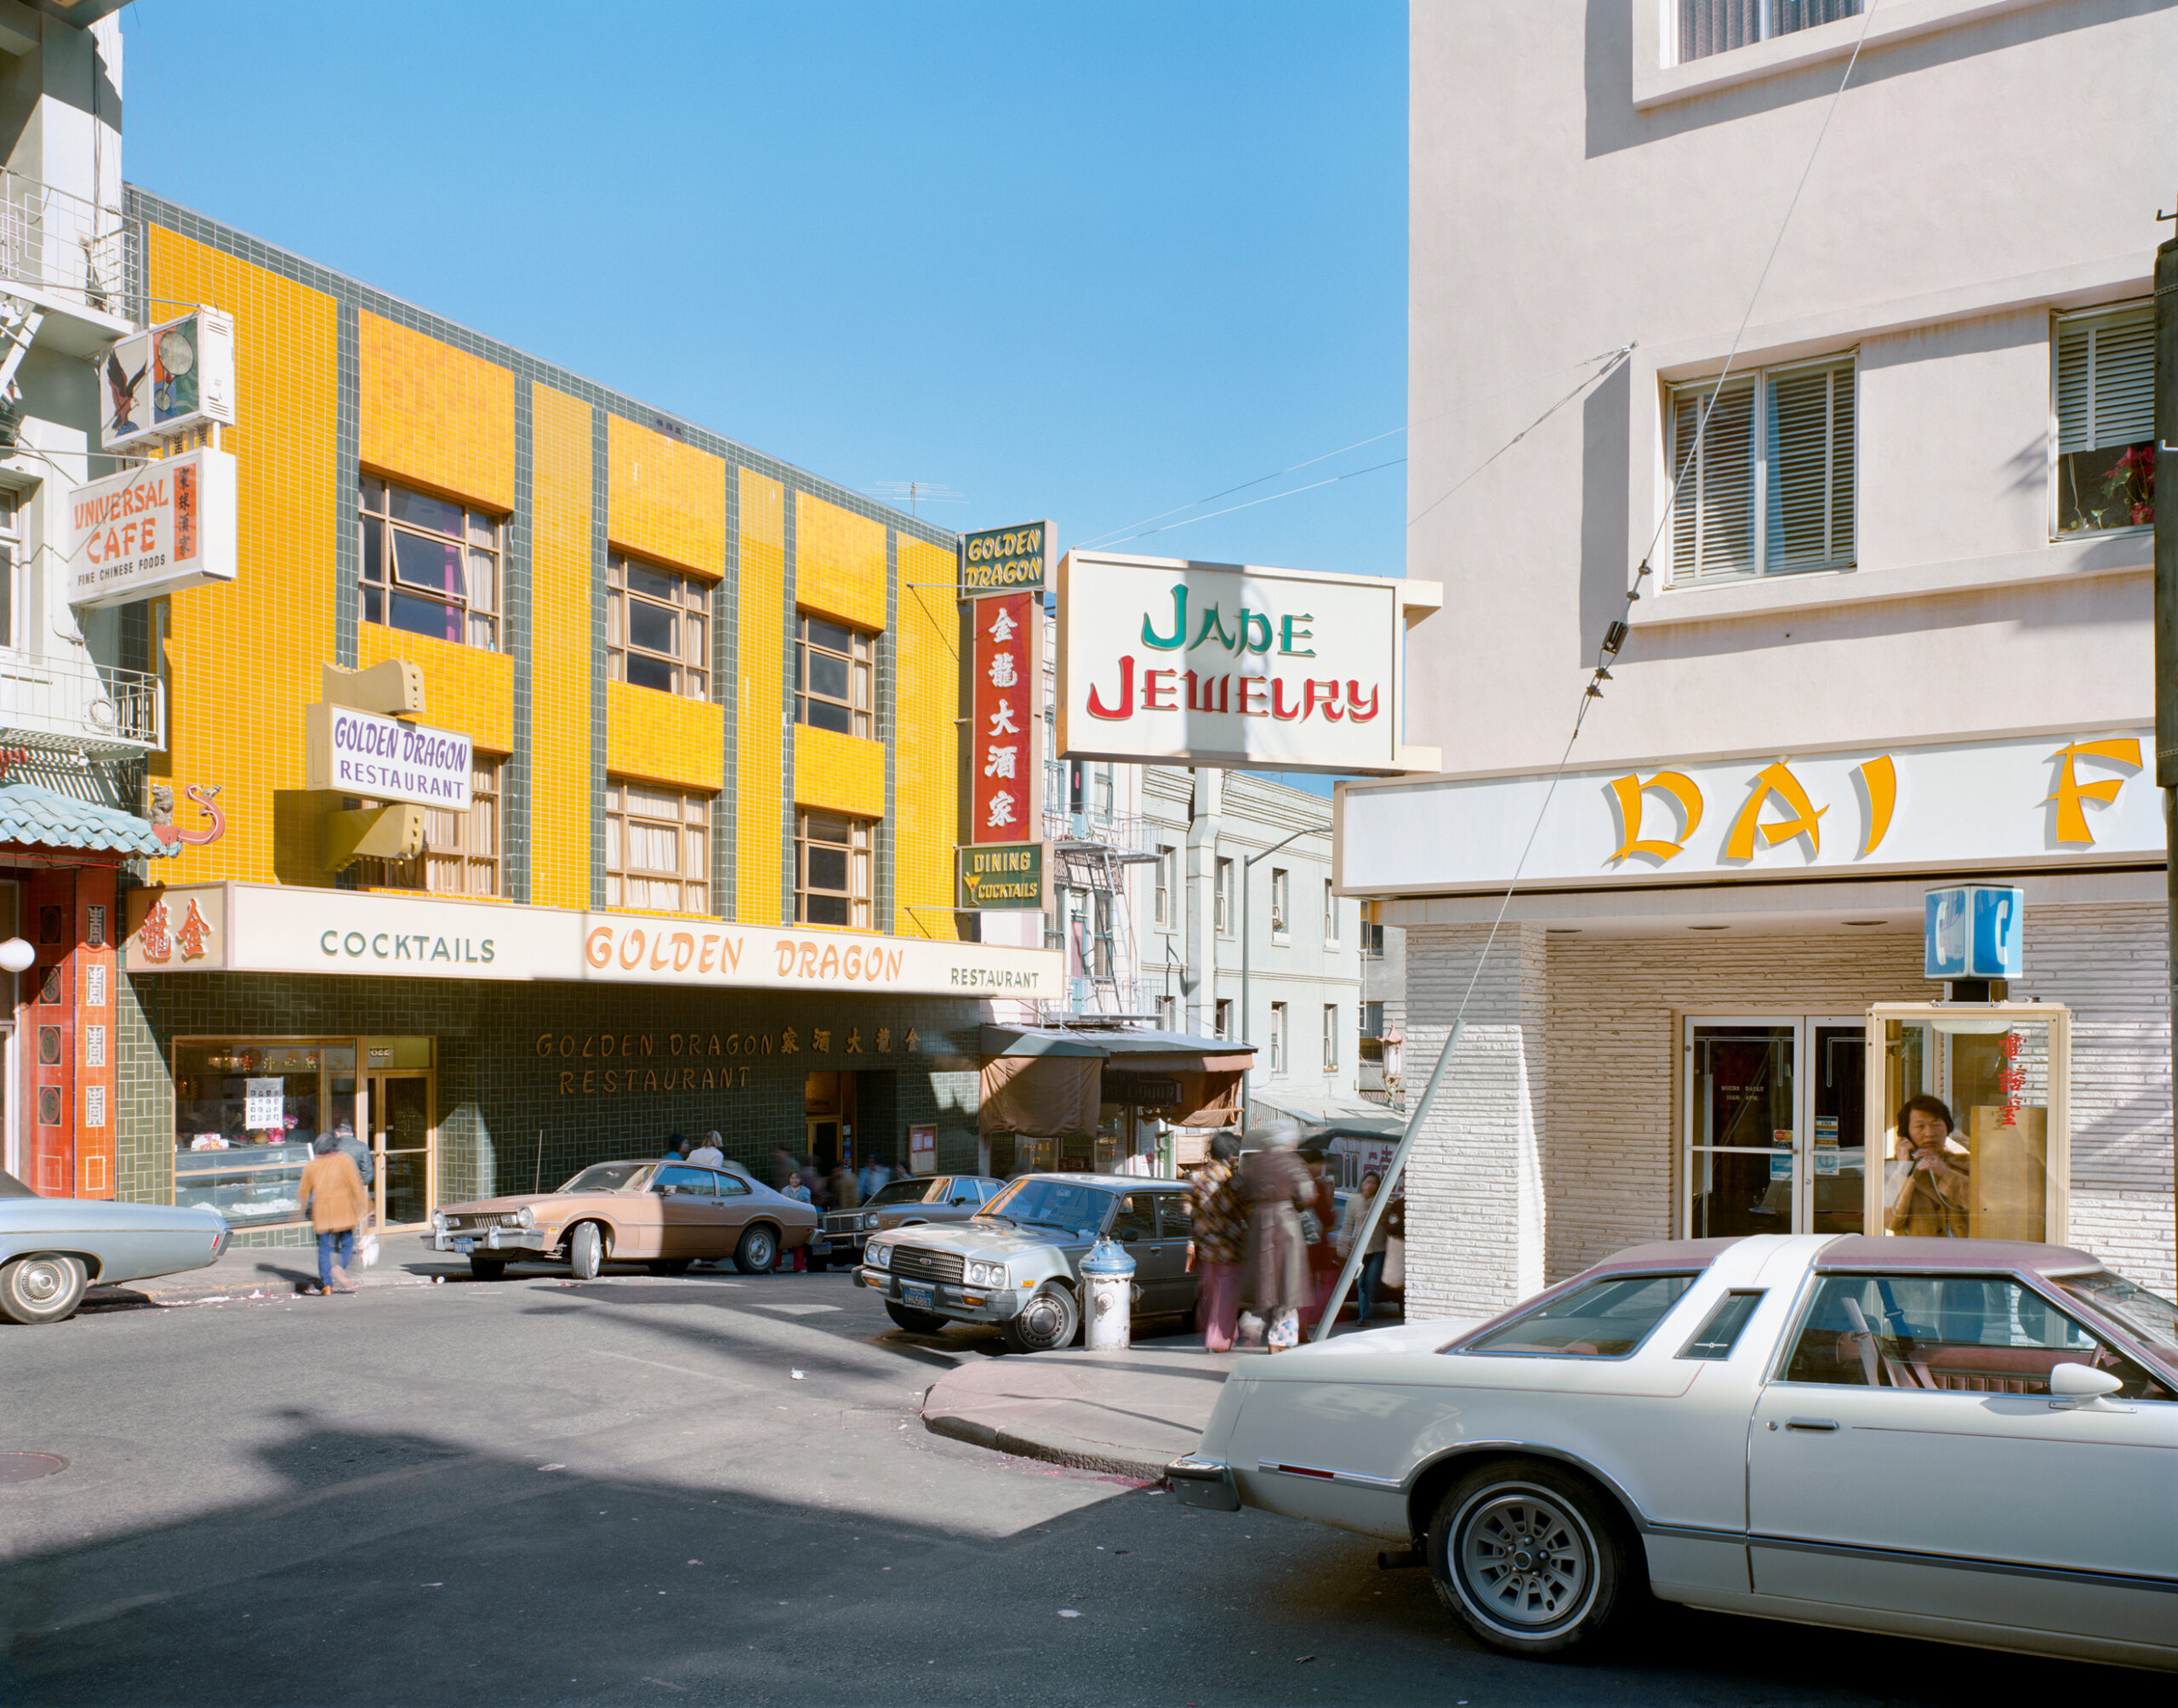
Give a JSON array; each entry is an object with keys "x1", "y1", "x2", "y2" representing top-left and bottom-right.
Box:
[{"x1": 969, "y1": 591, "x2": 1039, "y2": 845}]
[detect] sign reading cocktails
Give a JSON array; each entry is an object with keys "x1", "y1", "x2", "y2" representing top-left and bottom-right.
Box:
[{"x1": 1056, "y1": 551, "x2": 1441, "y2": 775}]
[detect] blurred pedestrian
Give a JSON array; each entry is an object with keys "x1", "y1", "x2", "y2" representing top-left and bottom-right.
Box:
[
  {"x1": 770, "y1": 1145, "x2": 797, "y2": 1189},
  {"x1": 795, "y1": 1154, "x2": 830, "y2": 1209},
  {"x1": 1337, "y1": 1170, "x2": 1392, "y2": 1324},
  {"x1": 858, "y1": 1155, "x2": 893, "y2": 1199},
  {"x1": 779, "y1": 1170, "x2": 813, "y2": 1270},
  {"x1": 331, "y1": 1118, "x2": 379, "y2": 1267},
  {"x1": 299, "y1": 1133, "x2": 368, "y2": 1295},
  {"x1": 664, "y1": 1132, "x2": 691, "y2": 1162},
  {"x1": 1297, "y1": 1144, "x2": 1339, "y2": 1329},
  {"x1": 829, "y1": 1160, "x2": 860, "y2": 1211},
  {"x1": 1186, "y1": 1130, "x2": 1246, "y2": 1352},
  {"x1": 688, "y1": 1131, "x2": 726, "y2": 1168},
  {"x1": 1239, "y1": 1119, "x2": 1313, "y2": 1352}
]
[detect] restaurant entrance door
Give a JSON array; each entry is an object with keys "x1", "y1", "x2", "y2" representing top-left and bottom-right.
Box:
[
  {"x1": 1683, "y1": 1016, "x2": 1867, "y2": 1240},
  {"x1": 368, "y1": 1073, "x2": 432, "y2": 1229}
]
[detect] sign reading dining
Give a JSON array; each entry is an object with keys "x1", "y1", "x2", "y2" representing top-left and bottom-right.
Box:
[{"x1": 1056, "y1": 550, "x2": 1441, "y2": 775}]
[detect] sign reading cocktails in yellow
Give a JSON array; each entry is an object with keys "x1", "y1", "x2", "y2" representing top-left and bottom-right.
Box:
[{"x1": 957, "y1": 840, "x2": 1048, "y2": 910}]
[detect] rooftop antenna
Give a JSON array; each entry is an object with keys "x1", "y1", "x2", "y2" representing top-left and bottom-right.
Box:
[{"x1": 865, "y1": 480, "x2": 966, "y2": 520}]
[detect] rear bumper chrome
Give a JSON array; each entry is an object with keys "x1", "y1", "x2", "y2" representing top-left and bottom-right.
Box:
[{"x1": 1166, "y1": 1455, "x2": 1240, "y2": 1512}]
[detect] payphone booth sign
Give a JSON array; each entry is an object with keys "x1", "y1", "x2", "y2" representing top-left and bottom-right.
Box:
[{"x1": 1924, "y1": 885, "x2": 2024, "y2": 981}]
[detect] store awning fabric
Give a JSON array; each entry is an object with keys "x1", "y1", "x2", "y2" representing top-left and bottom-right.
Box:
[
  {"x1": 978, "y1": 1025, "x2": 1254, "y2": 1074},
  {"x1": 1251, "y1": 1090, "x2": 1406, "y2": 1141},
  {"x1": 978, "y1": 1026, "x2": 1255, "y2": 1138}
]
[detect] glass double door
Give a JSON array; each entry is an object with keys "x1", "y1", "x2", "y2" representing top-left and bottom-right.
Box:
[{"x1": 1685, "y1": 1016, "x2": 1866, "y2": 1239}]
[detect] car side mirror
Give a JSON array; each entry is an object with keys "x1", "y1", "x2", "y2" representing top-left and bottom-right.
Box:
[
  {"x1": 1118, "y1": 1228, "x2": 1140, "y2": 1244},
  {"x1": 2049, "y1": 1361, "x2": 2125, "y2": 1408}
]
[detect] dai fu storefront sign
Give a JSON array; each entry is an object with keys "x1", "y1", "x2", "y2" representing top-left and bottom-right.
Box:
[
  {"x1": 66, "y1": 447, "x2": 239, "y2": 609},
  {"x1": 1056, "y1": 551, "x2": 1441, "y2": 775}
]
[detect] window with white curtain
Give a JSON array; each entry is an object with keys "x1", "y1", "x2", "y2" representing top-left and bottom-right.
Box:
[
  {"x1": 1668, "y1": 355, "x2": 1855, "y2": 586},
  {"x1": 2054, "y1": 304, "x2": 2154, "y2": 537},
  {"x1": 1677, "y1": 0, "x2": 1861, "y2": 64},
  {"x1": 607, "y1": 780, "x2": 710, "y2": 914}
]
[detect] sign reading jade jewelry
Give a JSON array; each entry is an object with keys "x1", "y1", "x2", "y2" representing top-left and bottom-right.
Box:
[
  {"x1": 1056, "y1": 550, "x2": 1442, "y2": 775},
  {"x1": 66, "y1": 447, "x2": 239, "y2": 609},
  {"x1": 969, "y1": 591, "x2": 1042, "y2": 843},
  {"x1": 124, "y1": 882, "x2": 1062, "y2": 995},
  {"x1": 961, "y1": 521, "x2": 1050, "y2": 596},
  {"x1": 304, "y1": 703, "x2": 474, "y2": 809},
  {"x1": 1339, "y1": 728, "x2": 2165, "y2": 896}
]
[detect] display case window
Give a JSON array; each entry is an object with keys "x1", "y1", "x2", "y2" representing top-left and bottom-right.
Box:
[{"x1": 173, "y1": 1040, "x2": 359, "y2": 1227}]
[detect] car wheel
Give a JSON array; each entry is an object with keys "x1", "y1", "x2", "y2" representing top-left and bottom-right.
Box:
[
  {"x1": 646, "y1": 1258, "x2": 693, "y2": 1276},
  {"x1": 733, "y1": 1224, "x2": 778, "y2": 1275},
  {"x1": 0, "y1": 1253, "x2": 88, "y2": 1325},
  {"x1": 568, "y1": 1222, "x2": 607, "y2": 1281},
  {"x1": 1428, "y1": 1459, "x2": 1634, "y2": 1657},
  {"x1": 468, "y1": 1255, "x2": 507, "y2": 1281},
  {"x1": 885, "y1": 1301, "x2": 949, "y2": 1335},
  {"x1": 1000, "y1": 1283, "x2": 1080, "y2": 1354}
]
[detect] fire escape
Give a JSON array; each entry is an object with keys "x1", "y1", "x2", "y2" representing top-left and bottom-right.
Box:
[{"x1": 1040, "y1": 756, "x2": 1160, "y2": 1024}]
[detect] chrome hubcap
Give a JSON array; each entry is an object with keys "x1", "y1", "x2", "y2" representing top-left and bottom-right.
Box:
[
  {"x1": 1021, "y1": 1291, "x2": 1069, "y2": 1342},
  {"x1": 20, "y1": 1261, "x2": 63, "y2": 1304},
  {"x1": 1458, "y1": 1492, "x2": 1591, "y2": 1630}
]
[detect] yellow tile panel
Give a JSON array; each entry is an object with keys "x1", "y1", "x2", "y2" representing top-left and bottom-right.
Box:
[
  {"x1": 734, "y1": 469, "x2": 786, "y2": 924},
  {"x1": 892, "y1": 536, "x2": 965, "y2": 938},
  {"x1": 607, "y1": 415, "x2": 726, "y2": 577},
  {"x1": 791, "y1": 722, "x2": 886, "y2": 821},
  {"x1": 528, "y1": 384, "x2": 596, "y2": 909},
  {"x1": 794, "y1": 492, "x2": 886, "y2": 632},
  {"x1": 605, "y1": 680, "x2": 724, "y2": 794},
  {"x1": 356, "y1": 623, "x2": 513, "y2": 753},
  {"x1": 359, "y1": 312, "x2": 516, "y2": 511},
  {"x1": 145, "y1": 226, "x2": 339, "y2": 887}
]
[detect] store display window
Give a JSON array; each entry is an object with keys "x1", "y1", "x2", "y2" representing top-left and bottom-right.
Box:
[{"x1": 174, "y1": 1040, "x2": 360, "y2": 1227}]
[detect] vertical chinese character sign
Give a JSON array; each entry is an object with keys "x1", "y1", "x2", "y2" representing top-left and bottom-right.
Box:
[{"x1": 969, "y1": 589, "x2": 1042, "y2": 847}]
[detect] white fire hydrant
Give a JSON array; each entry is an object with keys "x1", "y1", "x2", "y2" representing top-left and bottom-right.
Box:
[{"x1": 1080, "y1": 1236, "x2": 1135, "y2": 1352}]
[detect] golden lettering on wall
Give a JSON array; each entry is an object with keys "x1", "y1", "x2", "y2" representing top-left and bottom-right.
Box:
[
  {"x1": 1605, "y1": 771, "x2": 1704, "y2": 863},
  {"x1": 537, "y1": 1023, "x2": 920, "y2": 1094},
  {"x1": 1855, "y1": 755, "x2": 1897, "y2": 856},
  {"x1": 2046, "y1": 737, "x2": 2141, "y2": 845},
  {"x1": 1723, "y1": 761, "x2": 1827, "y2": 861}
]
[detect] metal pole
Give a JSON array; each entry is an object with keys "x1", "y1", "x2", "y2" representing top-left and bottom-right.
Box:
[
  {"x1": 2155, "y1": 226, "x2": 2176, "y2": 1268},
  {"x1": 1311, "y1": 1018, "x2": 1465, "y2": 1343},
  {"x1": 1239, "y1": 822, "x2": 1332, "y2": 1129}
]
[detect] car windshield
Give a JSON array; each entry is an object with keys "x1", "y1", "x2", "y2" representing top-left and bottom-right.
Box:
[
  {"x1": 869, "y1": 1179, "x2": 938, "y2": 1208},
  {"x1": 1460, "y1": 1272, "x2": 1698, "y2": 1358},
  {"x1": 0, "y1": 1167, "x2": 33, "y2": 1198},
  {"x1": 979, "y1": 1178, "x2": 1116, "y2": 1238},
  {"x1": 2059, "y1": 1270, "x2": 2178, "y2": 1355},
  {"x1": 558, "y1": 1163, "x2": 653, "y2": 1194}
]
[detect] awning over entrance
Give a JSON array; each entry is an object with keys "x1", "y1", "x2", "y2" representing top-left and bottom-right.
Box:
[
  {"x1": 1251, "y1": 1090, "x2": 1405, "y2": 1140},
  {"x1": 0, "y1": 783, "x2": 170, "y2": 857},
  {"x1": 977, "y1": 1026, "x2": 1255, "y2": 1139}
]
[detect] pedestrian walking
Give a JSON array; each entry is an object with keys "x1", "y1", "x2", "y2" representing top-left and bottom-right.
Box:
[
  {"x1": 771, "y1": 1145, "x2": 799, "y2": 1190},
  {"x1": 795, "y1": 1155, "x2": 830, "y2": 1209},
  {"x1": 828, "y1": 1160, "x2": 860, "y2": 1211},
  {"x1": 1185, "y1": 1130, "x2": 1246, "y2": 1352},
  {"x1": 1337, "y1": 1170, "x2": 1393, "y2": 1324},
  {"x1": 299, "y1": 1133, "x2": 369, "y2": 1295},
  {"x1": 688, "y1": 1131, "x2": 726, "y2": 1168},
  {"x1": 779, "y1": 1170, "x2": 813, "y2": 1270},
  {"x1": 1297, "y1": 1144, "x2": 1340, "y2": 1329},
  {"x1": 330, "y1": 1118, "x2": 379, "y2": 1267},
  {"x1": 858, "y1": 1156, "x2": 892, "y2": 1199},
  {"x1": 1239, "y1": 1119, "x2": 1313, "y2": 1352},
  {"x1": 664, "y1": 1132, "x2": 691, "y2": 1161}
]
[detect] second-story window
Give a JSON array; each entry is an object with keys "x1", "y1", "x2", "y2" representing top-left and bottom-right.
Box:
[
  {"x1": 1215, "y1": 857, "x2": 1234, "y2": 935},
  {"x1": 1668, "y1": 355, "x2": 1855, "y2": 586},
  {"x1": 1214, "y1": 998, "x2": 1233, "y2": 1040},
  {"x1": 359, "y1": 477, "x2": 499, "y2": 650},
  {"x1": 606, "y1": 780, "x2": 710, "y2": 914},
  {"x1": 1269, "y1": 1002, "x2": 1287, "y2": 1073},
  {"x1": 2055, "y1": 305, "x2": 2154, "y2": 537},
  {"x1": 608, "y1": 554, "x2": 709, "y2": 697},
  {"x1": 357, "y1": 756, "x2": 504, "y2": 897},
  {"x1": 795, "y1": 810, "x2": 872, "y2": 929},
  {"x1": 1154, "y1": 845, "x2": 1175, "y2": 926},
  {"x1": 795, "y1": 615, "x2": 874, "y2": 738},
  {"x1": 0, "y1": 491, "x2": 17, "y2": 648},
  {"x1": 1679, "y1": 0, "x2": 1860, "y2": 64},
  {"x1": 1269, "y1": 868, "x2": 1290, "y2": 937},
  {"x1": 1322, "y1": 880, "x2": 1338, "y2": 944},
  {"x1": 1323, "y1": 1004, "x2": 1338, "y2": 1073}
]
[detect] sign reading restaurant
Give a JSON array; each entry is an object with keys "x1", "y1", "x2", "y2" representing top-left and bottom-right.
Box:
[
  {"x1": 124, "y1": 882, "x2": 1061, "y2": 996},
  {"x1": 1056, "y1": 550, "x2": 1442, "y2": 775}
]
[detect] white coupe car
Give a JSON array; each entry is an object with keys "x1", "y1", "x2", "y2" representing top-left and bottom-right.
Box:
[{"x1": 1167, "y1": 1233, "x2": 2178, "y2": 1671}]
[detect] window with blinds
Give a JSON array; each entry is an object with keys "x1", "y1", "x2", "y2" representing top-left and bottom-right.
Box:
[
  {"x1": 2054, "y1": 305, "x2": 2154, "y2": 536},
  {"x1": 1678, "y1": 0, "x2": 1861, "y2": 63},
  {"x1": 1668, "y1": 356, "x2": 1855, "y2": 585}
]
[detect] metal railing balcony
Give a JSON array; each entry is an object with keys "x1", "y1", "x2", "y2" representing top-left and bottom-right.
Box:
[
  {"x1": 0, "y1": 646, "x2": 163, "y2": 756},
  {"x1": 1035, "y1": 976, "x2": 1166, "y2": 1027},
  {"x1": 0, "y1": 168, "x2": 127, "y2": 315}
]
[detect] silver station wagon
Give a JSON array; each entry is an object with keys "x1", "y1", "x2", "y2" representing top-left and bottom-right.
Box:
[{"x1": 852, "y1": 1172, "x2": 1199, "y2": 1352}]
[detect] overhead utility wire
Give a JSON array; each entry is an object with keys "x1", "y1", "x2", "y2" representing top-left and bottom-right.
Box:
[
  {"x1": 1098, "y1": 457, "x2": 1408, "y2": 547},
  {"x1": 1404, "y1": 343, "x2": 1636, "y2": 530}
]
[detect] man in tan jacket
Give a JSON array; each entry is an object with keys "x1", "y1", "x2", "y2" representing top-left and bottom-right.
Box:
[{"x1": 299, "y1": 1133, "x2": 369, "y2": 1295}]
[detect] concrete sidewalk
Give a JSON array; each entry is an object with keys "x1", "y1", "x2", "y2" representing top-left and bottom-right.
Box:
[
  {"x1": 84, "y1": 1230, "x2": 464, "y2": 1306},
  {"x1": 920, "y1": 1342, "x2": 1240, "y2": 1478}
]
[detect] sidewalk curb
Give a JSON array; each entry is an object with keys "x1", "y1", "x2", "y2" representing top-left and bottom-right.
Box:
[{"x1": 918, "y1": 1404, "x2": 1170, "y2": 1482}]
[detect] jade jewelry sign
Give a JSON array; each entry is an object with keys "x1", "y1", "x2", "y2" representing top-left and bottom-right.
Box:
[{"x1": 1056, "y1": 550, "x2": 1441, "y2": 775}]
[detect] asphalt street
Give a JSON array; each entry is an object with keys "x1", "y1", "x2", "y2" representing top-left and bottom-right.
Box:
[{"x1": 1, "y1": 1263, "x2": 2130, "y2": 1707}]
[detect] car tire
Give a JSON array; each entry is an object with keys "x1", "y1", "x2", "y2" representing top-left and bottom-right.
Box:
[
  {"x1": 568, "y1": 1222, "x2": 607, "y2": 1281},
  {"x1": 468, "y1": 1255, "x2": 507, "y2": 1281},
  {"x1": 1000, "y1": 1283, "x2": 1080, "y2": 1354},
  {"x1": 0, "y1": 1253, "x2": 88, "y2": 1325},
  {"x1": 885, "y1": 1301, "x2": 949, "y2": 1335},
  {"x1": 1427, "y1": 1458, "x2": 1635, "y2": 1658},
  {"x1": 805, "y1": 1250, "x2": 830, "y2": 1273},
  {"x1": 646, "y1": 1258, "x2": 693, "y2": 1276},
  {"x1": 733, "y1": 1224, "x2": 778, "y2": 1275}
]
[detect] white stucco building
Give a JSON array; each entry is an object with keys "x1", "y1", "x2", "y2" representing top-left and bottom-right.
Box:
[{"x1": 1343, "y1": 0, "x2": 2176, "y2": 1316}]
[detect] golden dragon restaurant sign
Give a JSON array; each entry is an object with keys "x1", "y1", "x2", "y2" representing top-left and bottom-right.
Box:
[
  {"x1": 125, "y1": 883, "x2": 1058, "y2": 995},
  {"x1": 1337, "y1": 729, "x2": 2162, "y2": 895}
]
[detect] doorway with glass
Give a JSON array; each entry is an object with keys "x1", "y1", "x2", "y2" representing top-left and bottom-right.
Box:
[{"x1": 1683, "y1": 1016, "x2": 1867, "y2": 1240}]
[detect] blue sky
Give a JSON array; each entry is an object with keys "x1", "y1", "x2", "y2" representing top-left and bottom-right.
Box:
[{"x1": 121, "y1": 2, "x2": 1406, "y2": 794}]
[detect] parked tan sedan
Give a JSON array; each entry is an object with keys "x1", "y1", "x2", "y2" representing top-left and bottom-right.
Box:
[{"x1": 430, "y1": 1159, "x2": 816, "y2": 1280}]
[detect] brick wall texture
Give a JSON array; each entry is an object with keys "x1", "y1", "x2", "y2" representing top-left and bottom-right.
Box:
[{"x1": 1401, "y1": 903, "x2": 2175, "y2": 1322}]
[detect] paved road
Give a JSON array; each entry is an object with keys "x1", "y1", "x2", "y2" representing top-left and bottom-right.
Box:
[{"x1": 2, "y1": 1264, "x2": 2120, "y2": 1706}]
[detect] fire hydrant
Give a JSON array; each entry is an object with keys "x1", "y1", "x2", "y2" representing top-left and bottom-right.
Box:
[{"x1": 1081, "y1": 1236, "x2": 1135, "y2": 1352}]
